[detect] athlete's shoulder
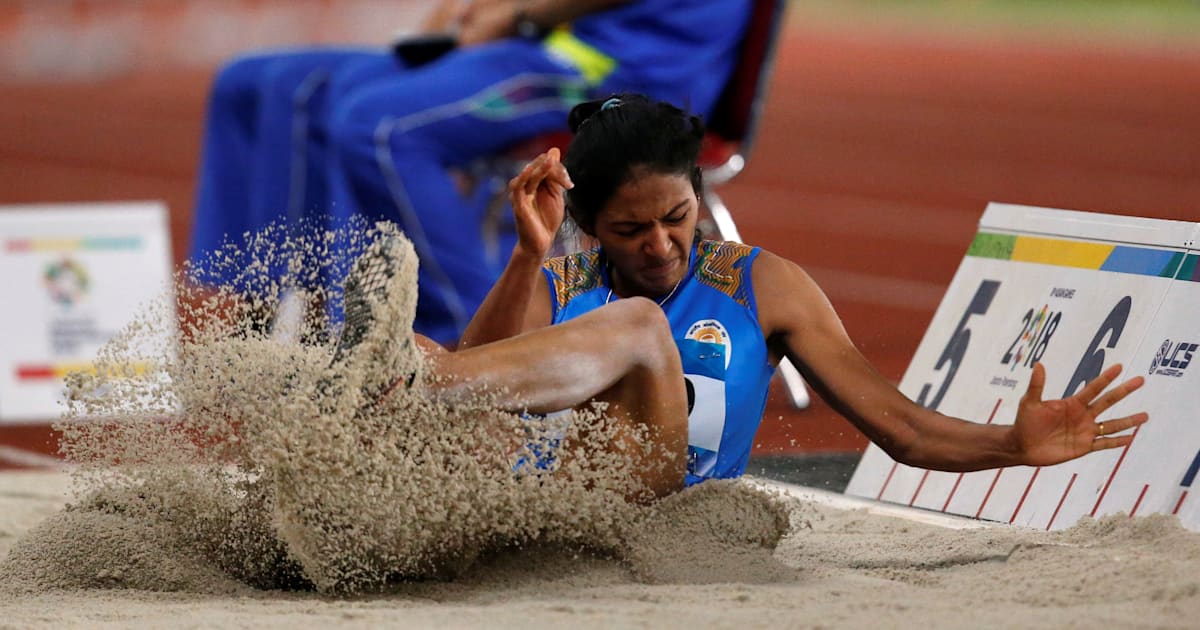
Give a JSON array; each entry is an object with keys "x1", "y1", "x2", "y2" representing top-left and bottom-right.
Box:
[
  {"x1": 747, "y1": 246, "x2": 808, "y2": 285},
  {"x1": 696, "y1": 239, "x2": 757, "y2": 259},
  {"x1": 693, "y1": 239, "x2": 760, "y2": 308},
  {"x1": 543, "y1": 248, "x2": 604, "y2": 309}
]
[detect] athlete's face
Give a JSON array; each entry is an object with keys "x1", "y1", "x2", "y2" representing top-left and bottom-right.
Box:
[{"x1": 592, "y1": 170, "x2": 699, "y2": 299}]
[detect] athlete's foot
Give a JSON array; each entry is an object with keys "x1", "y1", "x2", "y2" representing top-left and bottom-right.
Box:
[{"x1": 321, "y1": 222, "x2": 422, "y2": 408}]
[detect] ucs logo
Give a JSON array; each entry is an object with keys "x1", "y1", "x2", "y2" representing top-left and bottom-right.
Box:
[{"x1": 1149, "y1": 339, "x2": 1197, "y2": 378}]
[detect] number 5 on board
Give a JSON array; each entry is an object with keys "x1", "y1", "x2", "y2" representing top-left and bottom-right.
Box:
[{"x1": 918, "y1": 280, "x2": 1002, "y2": 411}]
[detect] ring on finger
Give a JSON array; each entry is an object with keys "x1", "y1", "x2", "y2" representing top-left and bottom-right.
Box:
[{"x1": 1097, "y1": 422, "x2": 1105, "y2": 437}]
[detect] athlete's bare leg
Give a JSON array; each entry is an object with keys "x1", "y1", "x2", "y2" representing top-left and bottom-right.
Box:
[
  {"x1": 334, "y1": 225, "x2": 686, "y2": 498},
  {"x1": 416, "y1": 298, "x2": 689, "y2": 499}
]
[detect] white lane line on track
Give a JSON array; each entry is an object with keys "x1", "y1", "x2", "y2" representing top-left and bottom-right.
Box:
[
  {"x1": 804, "y1": 265, "x2": 946, "y2": 311},
  {"x1": 0, "y1": 446, "x2": 66, "y2": 469}
]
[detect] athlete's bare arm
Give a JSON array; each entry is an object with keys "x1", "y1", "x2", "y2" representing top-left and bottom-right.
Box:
[
  {"x1": 421, "y1": 300, "x2": 688, "y2": 499},
  {"x1": 458, "y1": 148, "x2": 567, "y2": 349},
  {"x1": 751, "y1": 250, "x2": 1149, "y2": 471}
]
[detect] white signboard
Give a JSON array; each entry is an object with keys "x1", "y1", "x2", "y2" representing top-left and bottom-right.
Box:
[
  {"x1": 0, "y1": 202, "x2": 174, "y2": 422},
  {"x1": 847, "y1": 204, "x2": 1200, "y2": 531}
]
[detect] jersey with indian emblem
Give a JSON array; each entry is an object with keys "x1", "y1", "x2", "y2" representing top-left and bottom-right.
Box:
[{"x1": 542, "y1": 240, "x2": 776, "y2": 485}]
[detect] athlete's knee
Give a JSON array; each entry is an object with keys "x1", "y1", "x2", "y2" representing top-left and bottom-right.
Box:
[
  {"x1": 608, "y1": 298, "x2": 677, "y2": 367},
  {"x1": 609, "y1": 296, "x2": 668, "y2": 329},
  {"x1": 209, "y1": 56, "x2": 266, "y2": 111}
]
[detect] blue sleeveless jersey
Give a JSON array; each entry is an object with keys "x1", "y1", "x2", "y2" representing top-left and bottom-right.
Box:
[{"x1": 542, "y1": 240, "x2": 776, "y2": 485}]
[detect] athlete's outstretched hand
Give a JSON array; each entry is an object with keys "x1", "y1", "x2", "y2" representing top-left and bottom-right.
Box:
[
  {"x1": 1013, "y1": 363, "x2": 1148, "y2": 466},
  {"x1": 508, "y1": 147, "x2": 572, "y2": 260}
]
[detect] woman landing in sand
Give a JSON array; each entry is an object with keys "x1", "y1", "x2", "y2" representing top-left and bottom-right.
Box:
[{"x1": 361, "y1": 94, "x2": 1148, "y2": 501}]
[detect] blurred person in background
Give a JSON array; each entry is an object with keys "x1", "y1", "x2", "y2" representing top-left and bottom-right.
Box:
[{"x1": 189, "y1": 0, "x2": 754, "y2": 345}]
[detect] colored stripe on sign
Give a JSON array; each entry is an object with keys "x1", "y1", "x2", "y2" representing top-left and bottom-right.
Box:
[
  {"x1": 1101, "y1": 247, "x2": 1182, "y2": 277},
  {"x1": 16, "y1": 366, "x2": 57, "y2": 380},
  {"x1": 16, "y1": 362, "x2": 150, "y2": 380},
  {"x1": 1177, "y1": 254, "x2": 1200, "y2": 282},
  {"x1": 968, "y1": 232, "x2": 1190, "y2": 278},
  {"x1": 1047, "y1": 473, "x2": 1079, "y2": 530},
  {"x1": 1011, "y1": 236, "x2": 1113, "y2": 269},
  {"x1": 4, "y1": 236, "x2": 142, "y2": 253}
]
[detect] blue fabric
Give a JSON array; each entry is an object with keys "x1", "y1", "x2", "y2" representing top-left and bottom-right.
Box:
[
  {"x1": 544, "y1": 240, "x2": 776, "y2": 485},
  {"x1": 190, "y1": 1, "x2": 753, "y2": 344},
  {"x1": 570, "y1": 0, "x2": 753, "y2": 111},
  {"x1": 325, "y1": 39, "x2": 587, "y2": 343},
  {"x1": 190, "y1": 48, "x2": 397, "y2": 294}
]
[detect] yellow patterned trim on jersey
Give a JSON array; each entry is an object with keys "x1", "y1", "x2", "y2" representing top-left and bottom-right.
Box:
[
  {"x1": 694, "y1": 240, "x2": 754, "y2": 308},
  {"x1": 543, "y1": 248, "x2": 604, "y2": 310}
]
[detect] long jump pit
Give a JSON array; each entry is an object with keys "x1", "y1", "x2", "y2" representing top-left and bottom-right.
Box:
[
  {"x1": 2, "y1": 222, "x2": 1199, "y2": 629},
  {"x1": 2, "y1": 468, "x2": 1197, "y2": 628}
]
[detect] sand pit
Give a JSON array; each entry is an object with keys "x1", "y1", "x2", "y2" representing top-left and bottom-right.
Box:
[
  {"x1": 3, "y1": 470, "x2": 1200, "y2": 628},
  {"x1": 2, "y1": 225, "x2": 1199, "y2": 627}
]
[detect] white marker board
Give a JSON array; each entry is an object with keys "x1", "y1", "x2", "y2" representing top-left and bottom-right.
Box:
[{"x1": 846, "y1": 203, "x2": 1200, "y2": 531}]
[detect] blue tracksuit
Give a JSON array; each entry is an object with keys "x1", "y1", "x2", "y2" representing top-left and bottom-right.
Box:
[{"x1": 190, "y1": 1, "x2": 753, "y2": 344}]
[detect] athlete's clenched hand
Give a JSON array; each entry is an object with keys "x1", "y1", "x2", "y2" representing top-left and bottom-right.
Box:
[{"x1": 509, "y1": 147, "x2": 573, "y2": 260}]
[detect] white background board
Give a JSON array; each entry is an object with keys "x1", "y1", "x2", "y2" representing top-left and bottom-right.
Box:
[
  {"x1": 847, "y1": 204, "x2": 1200, "y2": 531},
  {"x1": 0, "y1": 202, "x2": 174, "y2": 422}
]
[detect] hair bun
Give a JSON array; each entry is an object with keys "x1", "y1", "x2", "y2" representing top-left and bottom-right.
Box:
[
  {"x1": 567, "y1": 100, "x2": 604, "y2": 133},
  {"x1": 567, "y1": 94, "x2": 651, "y2": 132}
]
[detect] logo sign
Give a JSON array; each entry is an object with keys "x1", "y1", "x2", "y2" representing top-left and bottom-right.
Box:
[
  {"x1": 685, "y1": 319, "x2": 732, "y2": 369},
  {"x1": 0, "y1": 202, "x2": 174, "y2": 423},
  {"x1": 43, "y1": 258, "x2": 90, "y2": 307},
  {"x1": 1149, "y1": 339, "x2": 1197, "y2": 378},
  {"x1": 1000, "y1": 304, "x2": 1062, "y2": 371}
]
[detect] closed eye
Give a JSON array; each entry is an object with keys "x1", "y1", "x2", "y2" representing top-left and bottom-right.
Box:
[
  {"x1": 610, "y1": 201, "x2": 690, "y2": 237},
  {"x1": 664, "y1": 208, "x2": 688, "y2": 224}
]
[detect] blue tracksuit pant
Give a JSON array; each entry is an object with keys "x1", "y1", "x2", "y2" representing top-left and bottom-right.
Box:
[{"x1": 191, "y1": 41, "x2": 588, "y2": 344}]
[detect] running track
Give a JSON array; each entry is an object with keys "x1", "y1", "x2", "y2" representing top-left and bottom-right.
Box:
[{"x1": 2, "y1": 13, "x2": 1198, "y2": 468}]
